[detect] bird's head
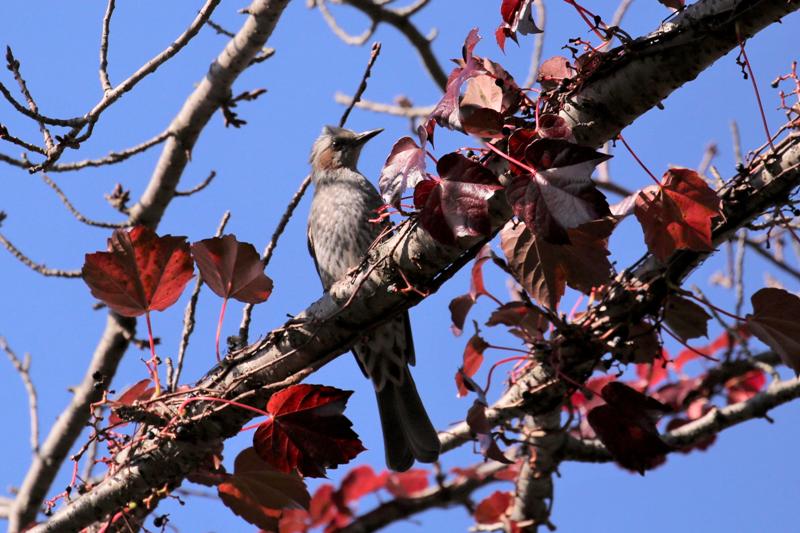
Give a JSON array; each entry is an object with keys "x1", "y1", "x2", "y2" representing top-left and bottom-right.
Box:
[{"x1": 309, "y1": 125, "x2": 383, "y2": 173}]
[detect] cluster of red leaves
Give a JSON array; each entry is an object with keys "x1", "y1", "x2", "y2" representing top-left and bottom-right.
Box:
[
  {"x1": 567, "y1": 325, "x2": 776, "y2": 474},
  {"x1": 82, "y1": 227, "x2": 271, "y2": 318},
  {"x1": 278, "y1": 466, "x2": 431, "y2": 532}
]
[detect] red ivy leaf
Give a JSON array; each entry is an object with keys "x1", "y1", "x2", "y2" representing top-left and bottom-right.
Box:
[
  {"x1": 337, "y1": 465, "x2": 388, "y2": 505},
  {"x1": 217, "y1": 448, "x2": 310, "y2": 532},
  {"x1": 634, "y1": 168, "x2": 722, "y2": 262},
  {"x1": 663, "y1": 294, "x2": 711, "y2": 342},
  {"x1": 466, "y1": 400, "x2": 513, "y2": 463},
  {"x1": 496, "y1": 0, "x2": 541, "y2": 51},
  {"x1": 506, "y1": 139, "x2": 610, "y2": 243},
  {"x1": 725, "y1": 369, "x2": 766, "y2": 404},
  {"x1": 500, "y1": 219, "x2": 614, "y2": 309},
  {"x1": 475, "y1": 490, "x2": 513, "y2": 524},
  {"x1": 415, "y1": 153, "x2": 502, "y2": 245},
  {"x1": 537, "y1": 56, "x2": 574, "y2": 91},
  {"x1": 191, "y1": 235, "x2": 273, "y2": 304},
  {"x1": 747, "y1": 287, "x2": 800, "y2": 374},
  {"x1": 386, "y1": 469, "x2": 429, "y2": 498},
  {"x1": 429, "y1": 28, "x2": 483, "y2": 131},
  {"x1": 456, "y1": 334, "x2": 490, "y2": 397},
  {"x1": 449, "y1": 245, "x2": 493, "y2": 335},
  {"x1": 658, "y1": 0, "x2": 684, "y2": 10},
  {"x1": 82, "y1": 226, "x2": 193, "y2": 317},
  {"x1": 486, "y1": 301, "x2": 549, "y2": 342},
  {"x1": 108, "y1": 379, "x2": 155, "y2": 426},
  {"x1": 253, "y1": 384, "x2": 365, "y2": 477},
  {"x1": 378, "y1": 135, "x2": 428, "y2": 207},
  {"x1": 588, "y1": 382, "x2": 672, "y2": 474}
]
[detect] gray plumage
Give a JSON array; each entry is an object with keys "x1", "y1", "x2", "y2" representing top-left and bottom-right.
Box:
[{"x1": 307, "y1": 125, "x2": 440, "y2": 471}]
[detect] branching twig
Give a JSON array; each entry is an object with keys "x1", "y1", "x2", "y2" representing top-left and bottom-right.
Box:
[
  {"x1": 0, "y1": 231, "x2": 81, "y2": 278},
  {"x1": 315, "y1": 0, "x2": 376, "y2": 45},
  {"x1": 99, "y1": 0, "x2": 115, "y2": 93},
  {"x1": 5, "y1": 47, "x2": 55, "y2": 152},
  {"x1": 1, "y1": 337, "x2": 39, "y2": 453},
  {"x1": 174, "y1": 170, "x2": 218, "y2": 197},
  {"x1": 341, "y1": 0, "x2": 447, "y2": 90},
  {"x1": 40, "y1": 174, "x2": 128, "y2": 229},
  {"x1": 334, "y1": 93, "x2": 434, "y2": 118}
]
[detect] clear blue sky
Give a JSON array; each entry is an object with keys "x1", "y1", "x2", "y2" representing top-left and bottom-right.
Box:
[{"x1": 0, "y1": 1, "x2": 797, "y2": 532}]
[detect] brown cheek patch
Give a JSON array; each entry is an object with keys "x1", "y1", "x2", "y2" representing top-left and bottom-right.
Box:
[{"x1": 317, "y1": 146, "x2": 338, "y2": 170}]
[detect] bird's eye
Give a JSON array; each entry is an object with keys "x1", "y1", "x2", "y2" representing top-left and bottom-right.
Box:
[{"x1": 331, "y1": 140, "x2": 341, "y2": 148}]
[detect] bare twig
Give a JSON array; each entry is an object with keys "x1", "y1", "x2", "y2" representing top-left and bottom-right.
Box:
[
  {"x1": 0, "y1": 231, "x2": 81, "y2": 278},
  {"x1": 99, "y1": 0, "x2": 115, "y2": 93},
  {"x1": 40, "y1": 174, "x2": 128, "y2": 229},
  {"x1": 5, "y1": 47, "x2": 55, "y2": 152},
  {"x1": 342, "y1": 0, "x2": 447, "y2": 90},
  {"x1": 339, "y1": 42, "x2": 382, "y2": 127},
  {"x1": 174, "y1": 170, "x2": 218, "y2": 197},
  {"x1": 1, "y1": 337, "x2": 39, "y2": 453},
  {"x1": 206, "y1": 18, "x2": 236, "y2": 38},
  {"x1": 334, "y1": 93, "x2": 434, "y2": 118},
  {"x1": 315, "y1": 0, "x2": 376, "y2": 46},
  {"x1": 610, "y1": 0, "x2": 635, "y2": 27},
  {"x1": 744, "y1": 237, "x2": 800, "y2": 281},
  {"x1": 29, "y1": 0, "x2": 223, "y2": 172},
  {"x1": 172, "y1": 210, "x2": 231, "y2": 391}
]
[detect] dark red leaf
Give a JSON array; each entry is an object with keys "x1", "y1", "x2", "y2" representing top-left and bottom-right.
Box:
[
  {"x1": 386, "y1": 469, "x2": 429, "y2": 498},
  {"x1": 217, "y1": 448, "x2": 309, "y2": 532},
  {"x1": 456, "y1": 334, "x2": 490, "y2": 397},
  {"x1": 496, "y1": 0, "x2": 541, "y2": 50},
  {"x1": 415, "y1": 153, "x2": 502, "y2": 245},
  {"x1": 658, "y1": 0, "x2": 684, "y2": 9},
  {"x1": 500, "y1": 219, "x2": 614, "y2": 309},
  {"x1": 475, "y1": 491, "x2": 513, "y2": 524},
  {"x1": 429, "y1": 29, "x2": 483, "y2": 131},
  {"x1": 663, "y1": 294, "x2": 711, "y2": 342},
  {"x1": 109, "y1": 379, "x2": 155, "y2": 426},
  {"x1": 486, "y1": 301, "x2": 549, "y2": 341},
  {"x1": 588, "y1": 382, "x2": 672, "y2": 474},
  {"x1": 378, "y1": 136, "x2": 428, "y2": 207},
  {"x1": 652, "y1": 377, "x2": 701, "y2": 412},
  {"x1": 634, "y1": 168, "x2": 722, "y2": 262},
  {"x1": 253, "y1": 384, "x2": 365, "y2": 477},
  {"x1": 191, "y1": 235, "x2": 272, "y2": 304},
  {"x1": 537, "y1": 56, "x2": 574, "y2": 90},
  {"x1": 536, "y1": 114, "x2": 573, "y2": 140},
  {"x1": 337, "y1": 465, "x2": 387, "y2": 504},
  {"x1": 466, "y1": 400, "x2": 514, "y2": 463},
  {"x1": 82, "y1": 226, "x2": 193, "y2": 317},
  {"x1": 507, "y1": 139, "x2": 610, "y2": 243},
  {"x1": 747, "y1": 288, "x2": 800, "y2": 374},
  {"x1": 449, "y1": 245, "x2": 493, "y2": 335},
  {"x1": 636, "y1": 361, "x2": 668, "y2": 389}
]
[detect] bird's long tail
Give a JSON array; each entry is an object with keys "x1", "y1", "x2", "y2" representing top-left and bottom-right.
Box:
[{"x1": 374, "y1": 366, "x2": 440, "y2": 472}]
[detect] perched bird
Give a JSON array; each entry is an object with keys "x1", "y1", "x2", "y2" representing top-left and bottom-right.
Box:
[{"x1": 307, "y1": 125, "x2": 440, "y2": 471}]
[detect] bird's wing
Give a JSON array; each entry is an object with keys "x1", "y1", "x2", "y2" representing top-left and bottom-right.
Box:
[{"x1": 307, "y1": 224, "x2": 322, "y2": 279}]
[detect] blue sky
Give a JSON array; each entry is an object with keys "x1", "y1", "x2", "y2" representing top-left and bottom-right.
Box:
[{"x1": 0, "y1": 1, "x2": 797, "y2": 532}]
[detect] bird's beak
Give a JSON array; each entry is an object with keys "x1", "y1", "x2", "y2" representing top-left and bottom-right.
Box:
[{"x1": 354, "y1": 128, "x2": 383, "y2": 146}]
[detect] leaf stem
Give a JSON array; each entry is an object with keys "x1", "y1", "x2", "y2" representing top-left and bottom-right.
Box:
[
  {"x1": 145, "y1": 311, "x2": 162, "y2": 395},
  {"x1": 215, "y1": 297, "x2": 228, "y2": 361}
]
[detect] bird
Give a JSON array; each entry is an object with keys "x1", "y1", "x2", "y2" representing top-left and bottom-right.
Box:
[{"x1": 306, "y1": 125, "x2": 440, "y2": 471}]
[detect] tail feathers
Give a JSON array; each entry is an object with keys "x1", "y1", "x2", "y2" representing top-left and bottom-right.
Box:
[{"x1": 375, "y1": 368, "x2": 440, "y2": 471}]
